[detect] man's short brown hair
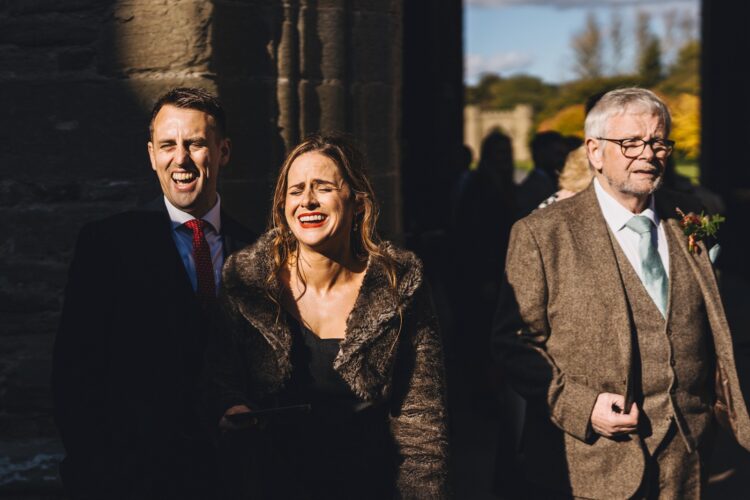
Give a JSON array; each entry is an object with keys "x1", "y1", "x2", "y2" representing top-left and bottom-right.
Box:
[{"x1": 149, "y1": 87, "x2": 227, "y2": 138}]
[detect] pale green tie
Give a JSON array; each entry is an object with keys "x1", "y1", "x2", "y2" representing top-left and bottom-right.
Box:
[{"x1": 625, "y1": 215, "x2": 669, "y2": 318}]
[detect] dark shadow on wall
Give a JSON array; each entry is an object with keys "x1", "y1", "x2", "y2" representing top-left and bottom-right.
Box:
[
  {"x1": 701, "y1": 3, "x2": 750, "y2": 495},
  {"x1": 211, "y1": 0, "x2": 287, "y2": 235},
  {"x1": 401, "y1": 0, "x2": 463, "y2": 245},
  {"x1": 0, "y1": 0, "x2": 290, "y2": 493},
  {"x1": 0, "y1": 0, "x2": 155, "y2": 493}
]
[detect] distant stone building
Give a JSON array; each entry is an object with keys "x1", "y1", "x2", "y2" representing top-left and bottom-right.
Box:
[{"x1": 464, "y1": 104, "x2": 533, "y2": 163}]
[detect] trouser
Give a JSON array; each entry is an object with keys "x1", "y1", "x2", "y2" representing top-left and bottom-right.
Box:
[{"x1": 635, "y1": 421, "x2": 712, "y2": 500}]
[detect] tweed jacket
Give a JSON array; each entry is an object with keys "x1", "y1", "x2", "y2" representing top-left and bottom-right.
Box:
[
  {"x1": 204, "y1": 230, "x2": 449, "y2": 498},
  {"x1": 492, "y1": 182, "x2": 750, "y2": 498}
]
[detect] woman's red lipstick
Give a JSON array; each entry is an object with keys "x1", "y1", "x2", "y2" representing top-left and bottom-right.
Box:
[{"x1": 298, "y1": 212, "x2": 327, "y2": 228}]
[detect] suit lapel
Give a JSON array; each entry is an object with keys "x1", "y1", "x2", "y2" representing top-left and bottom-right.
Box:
[
  {"x1": 138, "y1": 199, "x2": 199, "y2": 309},
  {"x1": 568, "y1": 185, "x2": 634, "y2": 393},
  {"x1": 656, "y1": 194, "x2": 750, "y2": 444},
  {"x1": 220, "y1": 210, "x2": 256, "y2": 257},
  {"x1": 657, "y1": 198, "x2": 733, "y2": 356}
]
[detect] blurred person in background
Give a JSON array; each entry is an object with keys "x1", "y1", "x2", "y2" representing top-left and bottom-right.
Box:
[
  {"x1": 516, "y1": 131, "x2": 575, "y2": 216},
  {"x1": 452, "y1": 131, "x2": 516, "y2": 411},
  {"x1": 537, "y1": 145, "x2": 593, "y2": 209}
]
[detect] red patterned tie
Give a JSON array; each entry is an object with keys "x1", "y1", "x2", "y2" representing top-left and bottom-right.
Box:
[{"x1": 183, "y1": 219, "x2": 216, "y2": 306}]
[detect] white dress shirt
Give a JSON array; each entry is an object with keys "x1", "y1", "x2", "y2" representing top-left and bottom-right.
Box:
[
  {"x1": 164, "y1": 195, "x2": 224, "y2": 293},
  {"x1": 593, "y1": 178, "x2": 669, "y2": 281}
]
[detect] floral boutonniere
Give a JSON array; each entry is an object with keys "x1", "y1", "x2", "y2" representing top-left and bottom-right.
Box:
[{"x1": 676, "y1": 207, "x2": 725, "y2": 254}]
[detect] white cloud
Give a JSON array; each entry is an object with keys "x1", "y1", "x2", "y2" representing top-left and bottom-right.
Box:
[
  {"x1": 465, "y1": 52, "x2": 534, "y2": 83},
  {"x1": 466, "y1": 0, "x2": 695, "y2": 8}
]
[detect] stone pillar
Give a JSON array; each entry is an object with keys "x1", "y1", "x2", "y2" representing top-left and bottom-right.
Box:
[
  {"x1": 401, "y1": 0, "x2": 463, "y2": 240},
  {"x1": 277, "y1": 1, "x2": 301, "y2": 151},
  {"x1": 264, "y1": 0, "x2": 403, "y2": 237}
]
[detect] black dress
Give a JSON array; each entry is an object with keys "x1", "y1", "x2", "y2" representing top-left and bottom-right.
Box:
[{"x1": 258, "y1": 319, "x2": 397, "y2": 499}]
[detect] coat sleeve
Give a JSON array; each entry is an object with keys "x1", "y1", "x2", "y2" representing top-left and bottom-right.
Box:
[
  {"x1": 389, "y1": 284, "x2": 450, "y2": 499},
  {"x1": 52, "y1": 222, "x2": 118, "y2": 494},
  {"x1": 492, "y1": 219, "x2": 599, "y2": 443}
]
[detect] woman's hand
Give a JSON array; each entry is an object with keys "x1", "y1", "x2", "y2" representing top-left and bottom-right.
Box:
[{"x1": 219, "y1": 404, "x2": 256, "y2": 431}]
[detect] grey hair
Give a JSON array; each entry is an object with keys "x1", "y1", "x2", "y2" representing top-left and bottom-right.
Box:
[{"x1": 584, "y1": 88, "x2": 671, "y2": 139}]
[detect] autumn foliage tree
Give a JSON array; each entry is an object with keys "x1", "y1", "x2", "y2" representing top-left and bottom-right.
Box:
[{"x1": 668, "y1": 93, "x2": 700, "y2": 161}]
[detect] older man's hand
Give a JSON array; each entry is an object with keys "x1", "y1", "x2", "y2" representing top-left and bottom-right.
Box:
[{"x1": 590, "y1": 392, "x2": 639, "y2": 438}]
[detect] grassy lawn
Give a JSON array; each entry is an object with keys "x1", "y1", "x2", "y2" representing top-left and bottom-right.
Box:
[
  {"x1": 675, "y1": 161, "x2": 700, "y2": 185},
  {"x1": 514, "y1": 160, "x2": 533, "y2": 172}
]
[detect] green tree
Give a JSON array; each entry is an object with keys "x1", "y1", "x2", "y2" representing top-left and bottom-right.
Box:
[
  {"x1": 486, "y1": 75, "x2": 555, "y2": 112},
  {"x1": 571, "y1": 12, "x2": 604, "y2": 79},
  {"x1": 661, "y1": 8, "x2": 678, "y2": 61},
  {"x1": 658, "y1": 40, "x2": 700, "y2": 95},
  {"x1": 538, "y1": 75, "x2": 641, "y2": 123},
  {"x1": 678, "y1": 10, "x2": 697, "y2": 45},
  {"x1": 465, "y1": 74, "x2": 556, "y2": 115},
  {"x1": 466, "y1": 73, "x2": 503, "y2": 105},
  {"x1": 635, "y1": 11, "x2": 651, "y2": 63},
  {"x1": 609, "y1": 10, "x2": 625, "y2": 75},
  {"x1": 638, "y1": 36, "x2": 663, "y2": 87}
]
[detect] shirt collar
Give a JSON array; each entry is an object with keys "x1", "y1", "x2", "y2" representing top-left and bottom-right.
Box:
[
  {"x1": 163, "y1": 194, "x2": 222, "y2": 233},
  {"x1": 593, "y1": 178, "x2": 659, "y2": 233}
]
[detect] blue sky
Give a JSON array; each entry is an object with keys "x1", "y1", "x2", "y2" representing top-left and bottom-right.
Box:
[{"x1": 465, "y1": 0, "x2": 700, "y2": 84}]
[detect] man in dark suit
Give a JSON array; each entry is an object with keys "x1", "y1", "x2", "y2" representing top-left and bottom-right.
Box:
[
  {"x1": 493, "y1": 88, "x2": 750, "y2": 498},
  {"x1": 52, "y1": 87, "x2": 256, "y2": 499}
]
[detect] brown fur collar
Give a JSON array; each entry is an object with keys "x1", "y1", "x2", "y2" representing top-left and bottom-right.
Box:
[{"x1": 221, "y1": 230, "x2": 425, "y2": 401}]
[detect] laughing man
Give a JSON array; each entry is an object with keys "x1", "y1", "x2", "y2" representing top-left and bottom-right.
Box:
[{"x1": 53, "y1": 88, "x2": 256, "y2": 499}]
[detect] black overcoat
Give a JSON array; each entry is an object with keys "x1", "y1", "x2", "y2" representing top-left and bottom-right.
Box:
[{"x1": 52, "y1": 198, "x2": 255, "y2": 499}]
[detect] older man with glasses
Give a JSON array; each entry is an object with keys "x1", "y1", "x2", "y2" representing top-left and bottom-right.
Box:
[{"x1": 493, "y1": 87, "x2": 750, "y2": 498}]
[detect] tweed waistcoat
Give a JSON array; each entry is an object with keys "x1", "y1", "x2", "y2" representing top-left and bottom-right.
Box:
[
  {"x1": 610, "y1": 223, "x2": 714, "y2": 453},
  {"x1": 611, "y1": 230, "x2": 673, "y2": 454}
]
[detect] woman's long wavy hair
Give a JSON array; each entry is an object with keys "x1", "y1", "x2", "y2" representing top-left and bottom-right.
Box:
[{"x1": 266, "y1": 133, "x2": 399, "y2": 310}]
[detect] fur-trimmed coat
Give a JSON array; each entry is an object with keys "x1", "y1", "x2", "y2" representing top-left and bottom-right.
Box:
[{"x1": 203, "y1": 231, "x2": 449, "y2": 498}]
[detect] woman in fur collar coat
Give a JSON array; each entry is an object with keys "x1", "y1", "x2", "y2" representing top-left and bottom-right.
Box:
[{"x1": 204, "y1": 134, "x2": 449, "y2": 499}]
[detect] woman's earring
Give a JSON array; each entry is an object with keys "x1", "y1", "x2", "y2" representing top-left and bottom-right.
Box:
[{"x1": 353, "y1": 221, "x2": 359, "y2": 232}]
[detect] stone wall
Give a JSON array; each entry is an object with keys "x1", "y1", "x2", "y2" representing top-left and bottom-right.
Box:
[{"x1": 0, "y1": 0, "x2": 403, "y2": 492}]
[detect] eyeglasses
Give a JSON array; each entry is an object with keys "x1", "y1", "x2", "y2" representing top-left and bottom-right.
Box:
[{"x1": 596, "y1": 137, "x2": 675, "y2": 159}]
